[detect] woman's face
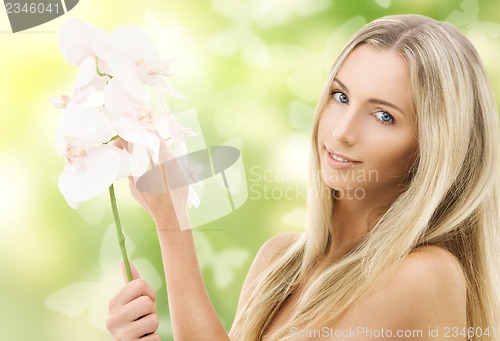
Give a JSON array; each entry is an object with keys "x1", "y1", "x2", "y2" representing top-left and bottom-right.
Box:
[{"x1": 317, "y1": 44, "x2": 418, "y2": 200}]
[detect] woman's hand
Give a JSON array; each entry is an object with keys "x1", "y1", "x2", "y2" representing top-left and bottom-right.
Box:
[
  {"x1": 107, "y1": 262, "x2": 161, "y2": 341},
  {"x1": 114, "y1": 137, "x2": 189, "y2": 229}
]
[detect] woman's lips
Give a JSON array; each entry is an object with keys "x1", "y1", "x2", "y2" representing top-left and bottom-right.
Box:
[{"x1": 325, "y1": 149, "x2": 362, "y2": 170}]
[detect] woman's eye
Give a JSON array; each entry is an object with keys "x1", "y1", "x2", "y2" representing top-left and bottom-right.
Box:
[
  {"x1": 332, "y1": 91, "x2": 349, "y2": 104},
  {"x1": 374, "y1": 110, "x2": 395, "y2": 124}
]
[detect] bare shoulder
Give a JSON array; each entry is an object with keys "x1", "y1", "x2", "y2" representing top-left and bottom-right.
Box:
[
  {"x1": 332, "y1": 245, "x2": 466, "y2": 337},
  {"x1": 404, "y1": 245, "x2": 466, "y2": 291},
  {"x1": 396, "y1": 245, "x2": 466, "y2": 316},
  {"x1": 257, "y1": 233, "x2": 303, "y2": 263},
  {"x1": 229, "y1": 233, "x2": 302, "y2": 337},
  {"x1": 242, "y1": 232, "x2": 302, "y2": 288}
]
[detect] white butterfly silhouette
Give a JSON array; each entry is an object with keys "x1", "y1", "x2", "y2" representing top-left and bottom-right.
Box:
[
  {"x1": 254, "y1": 0, "x2": 331, "y2": 28},
  {"x1": 267, "y1": 16, "x2": 367, "y2": 102},
  {"x1": 281, "y1": 207, "x2": 307, "y2": 230},
  {"x1": 212, "y1": 0, "x2": 330, "y2": 28},
  {"x1": 193, "y1": 231, "x2": 249, "y2": 289},
  {"x1": 288, "y1": 100, "x2": 314, "y2": 132},
  {"x1": 212, "y1": 83, "x2": 269, "y2": 138},
  {"x1": 446, "y1": 0, "x2": 500, "y2": 44},
  {"x1": 208, "y1": 24, "x2": 271, "y2": 67},
  {"x1": 141, "y1": 12, "x2": 219, "y2": 125},
  {"x1": 209, "y1": 0, "x2": 330, "y2": 67},
  {"x1": 45, "y1": 225, "x2": 163, "y2": 331},
  {"x1": 374, "y1": 0, "x2": 392, "y2": 8}
]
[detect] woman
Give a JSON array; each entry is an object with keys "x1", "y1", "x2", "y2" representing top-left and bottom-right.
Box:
[{"x1": 106, "y1": 14, "x2": 500, "y2": 340}]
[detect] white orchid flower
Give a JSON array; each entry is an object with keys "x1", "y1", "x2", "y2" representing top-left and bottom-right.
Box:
[
  {"x1": 165, "y1": 113, "x2": 199, "y2": 156},
  {"x1": 50, "y1": 57, "x2": 109, "y2": 110},
  {"x1": 56, "y1": 105, "x2": 131, "y2": 208},
  {"x1": 49, "y1": 94, "x2": 71, "y2": 109},
  {"x1": 72, "y1": 56, "x2": 109, "y2": 104},
  {"x1": 55, "y1": 19, "x2": 200, "y2": 215},
  {"x1": 55, "y1": 19, "x2": 114, "y2": 111},
  {"x1": 102, "y1": 78, "x2": 164, "y2": 165},
  {"x1": 103, "y1": 25, "x2": 183, "y2": 99},
  {"x1": 58, "y1": 19, "x2": 111, "y2": 68}
]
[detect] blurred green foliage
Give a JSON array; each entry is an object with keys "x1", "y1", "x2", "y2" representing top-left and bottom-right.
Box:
[{"x1": 0, "y1": 0, "x2": 499, "y2": 340}]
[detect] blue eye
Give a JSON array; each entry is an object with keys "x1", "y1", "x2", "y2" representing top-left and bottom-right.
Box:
[
  {"x1": 374, "y1": 110, "x2": 395, "y2": 124},
  {"x1": 332, "y1": 91, "x2": 349, "y2": 104}
]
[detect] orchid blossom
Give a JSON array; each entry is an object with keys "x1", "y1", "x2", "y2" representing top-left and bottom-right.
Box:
[
  {"x1": 102, "y1": 78, "x2": 162, "y2": 164},
  {"x1": 50, "y1": 57, "x2": 109, "y2": 110},
  {"x1": 53, "y1": 19, "x2": 198, "y2": 282},
  {"x1": 58, "y1": 19, "x2": 106, "y2": 66},
  {"x1": 107, "y1": 25, "x2": 184, "y2": 98},
  {"x1": 56, "y1": 105, "x2": 130, "y2": 208}
]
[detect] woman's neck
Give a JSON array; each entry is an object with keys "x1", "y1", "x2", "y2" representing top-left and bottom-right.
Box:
[{"x1": 328, "y1": 189, "x2": 401, "y2": 255}]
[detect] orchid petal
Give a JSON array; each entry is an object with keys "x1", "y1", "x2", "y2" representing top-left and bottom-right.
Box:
[
  {"x1": 93, "y1": 39, "x2": 146, "y2": 98},
  {"x1": 56, "y1": 105, "x2": 114, "y2": 151},
  {"x1": 112, "y1": 64, "x2": 146, "y2": 99},
  {"x1": 58, "y1": 145, "x2": 127, "y2": 208},
  {"x1": 103, "y1": 78, "x2": 146, "y2": 116},
  {"x1": 93, "y1": 34, "x2": 144, "y2": 94},
  {"x1": 112, "y1": 116, "x2": 160, "y2": 163},
  {"x1": 73, "y1": 86, "x2": 105, "y2": 108},
  {"x1": 153, "y1": 116, "x2": 171, "y2": 139},
  {"x1": 59, "y1": 19, "x2": 108, "y2": 66},
  {"x1": 74, "y1": 57, "x2": 100, "y2": 89},
  {"x1": 49, "y1": 95, "x2": 70, "y2": 109},
  {"x1": 111, "y1": 26, "x2": 159, "y2": 62},
  {"x1": 158, "y1": 79, "x2": 184, "y2": 99},
  {"x1": 128, "y1": 143, "x2": 152, "y2": 177}
]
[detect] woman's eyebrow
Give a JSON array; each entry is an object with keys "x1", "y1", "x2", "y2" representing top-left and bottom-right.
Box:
[
  {"x1": 367, "y1": 98, "x2": 406, "y2": 116},
  {"x1": 333, "y1": 78, "x2": 349, "y2": 92},
  {"x1": 333, "y1": 77, "x2": 406, "y2": 116}
]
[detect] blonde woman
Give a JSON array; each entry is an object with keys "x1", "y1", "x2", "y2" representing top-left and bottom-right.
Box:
[{"x1": 106, "y1": 14, "x2": 500, "y2": 340}]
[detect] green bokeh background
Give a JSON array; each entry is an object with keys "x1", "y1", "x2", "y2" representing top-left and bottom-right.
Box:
[{"x1": 1, "y1": 0, "x2": 499, "y2": 340}]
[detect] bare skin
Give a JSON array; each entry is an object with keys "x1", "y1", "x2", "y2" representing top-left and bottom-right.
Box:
[
  {"x1": 107, "y1": 262, "x2": 160, "y2": 341},
  {"x1": 106, "y1": 44, "x2": 467, "y2": 340},
  {"x1": 317, "y1": 44, "x2": 419, "y2": 253},
  {"x1": 253, "y1": 235, "x2": 466, "y2": 340}
]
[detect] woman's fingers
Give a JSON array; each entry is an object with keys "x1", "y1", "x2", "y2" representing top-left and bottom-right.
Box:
[
  {"x1": 109, "y1": 279, "x2": 157, "y2": 312},
  {"x1": 107, "y1": 284, "x2": 159, "y2": 340},
  {"x1": 122, "y1": 295, "x2": 157, "y2": 321},
  {"x1": 107, "y1": 295, "x2": 157, "y2": 329},
  {"x1": 140, "y1": 333, "x2": 162, "y2": 341},
  {"x1": 120, "y1": 260, "x2": 141, "y2": 282},
  {"x1": 134, "y1": 313, "x2": 161, "y2": 337},
  {"x1": 107, "y1": 312, "x2": 160, "y2": 341}
]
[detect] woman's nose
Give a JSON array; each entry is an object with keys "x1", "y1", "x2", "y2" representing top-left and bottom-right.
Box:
[{"x1": 332, "y1": 107, "x2": 360, "y2": 145}]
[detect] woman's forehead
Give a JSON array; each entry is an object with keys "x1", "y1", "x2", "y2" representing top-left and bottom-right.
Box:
[{"x1": 335, "y1": 44, "x2": 412, "y2": 113}]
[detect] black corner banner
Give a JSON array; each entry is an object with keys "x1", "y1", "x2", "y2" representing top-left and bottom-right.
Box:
[{"x1": 4, "y1": 0, "x2": 79, "y2": 33}]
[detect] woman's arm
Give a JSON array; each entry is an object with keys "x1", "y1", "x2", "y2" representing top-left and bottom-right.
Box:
[
  {"x1": 109, "y1": 138, "x2": 300, "y2": 340},
  {"x1": 155, "y1": 224, "x2": 229, "y2": 340},
  {"x1": 127, "y1": 158, "x2": 230, "y2": 340},
  {"x1": 102, "y1": 137, "x2": 227, "y2": 340}
]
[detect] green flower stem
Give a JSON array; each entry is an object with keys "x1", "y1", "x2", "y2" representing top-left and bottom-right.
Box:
[
  {"x1": 104, "y1": 135, "x2": 119, "y2": 145},
  {"x1": 95, "y1": 57, "x2": 113, "y2": 79},
  {"x1": 109, "y1": 183, "x2": 133, "y2": 282}
]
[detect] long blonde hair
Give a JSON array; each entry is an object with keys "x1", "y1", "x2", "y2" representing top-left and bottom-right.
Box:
[{"x1": 232, "y1": 14, "x2": 500, "y2": 340}]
